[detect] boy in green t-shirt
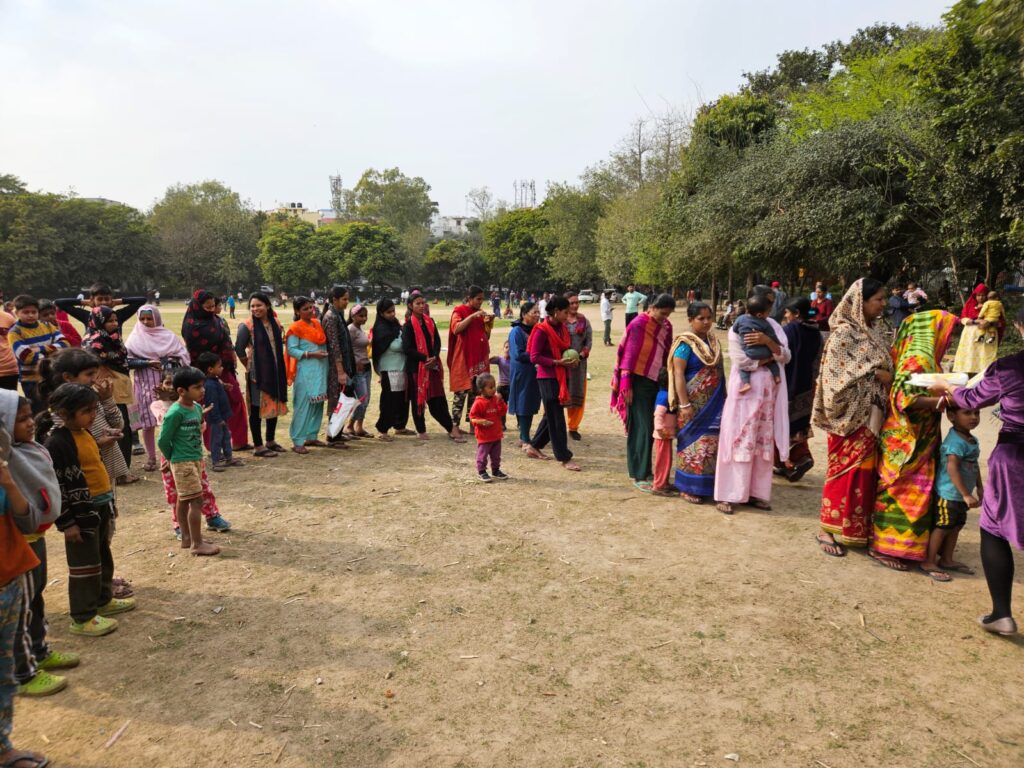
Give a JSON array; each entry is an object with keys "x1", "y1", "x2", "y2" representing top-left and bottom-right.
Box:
[{"x1": 157, "y1": 367, "x2": 220, "y2": 557}]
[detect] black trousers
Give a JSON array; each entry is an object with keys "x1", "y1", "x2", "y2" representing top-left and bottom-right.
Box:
[
  {"x1": 530, "y1": 379, "x2": 572, "y2": 463},
  {"x1": 14, "y1": 538, "x2": 49, "y2": 683},
  {"x1": 375, "y1": 374, "x2": 410, "y2": 433},
  {"x1": 412, "y1": 394, "x2": 454, "y2": 435},
  {"x1": 248, "y1": 404, "x2": 278, "y2": 447},
  {"x1": 116, "y1": 403, "x2": 132, "y2": 469},
  {"x1": 625, "y1": 312, "x2": 637, "y2": 329}
]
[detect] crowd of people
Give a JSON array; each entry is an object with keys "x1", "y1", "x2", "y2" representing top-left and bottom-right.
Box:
[{"x1": 0, "y1": 275, "x2": 1022, "y2": 767}]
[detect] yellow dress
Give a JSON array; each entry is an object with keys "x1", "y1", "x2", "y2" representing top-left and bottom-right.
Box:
[{"x1": 952, "y1": 319, "x2": 998, "y2": 375}]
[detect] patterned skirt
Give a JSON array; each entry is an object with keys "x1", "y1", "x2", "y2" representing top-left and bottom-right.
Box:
[{"x1": 820, "y1": 428, "x2": 878, "y2": 547}]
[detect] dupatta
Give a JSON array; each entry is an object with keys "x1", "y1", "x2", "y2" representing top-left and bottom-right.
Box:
[
  {"x1": 284, "y1": 318, "x2": 327, "y2": 385},
  {"x1": 409, "y1": 312, "x2": 440, "y2": 414}
]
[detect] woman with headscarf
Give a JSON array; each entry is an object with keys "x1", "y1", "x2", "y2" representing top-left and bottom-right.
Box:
[
  {"x1": 285, "y1": 297, "x2": 329, "y2": 454},
  {"x1": 669, "y1": 301, "x2": 724, "y2": 504},
  {"x1": 181, "y1": 290, "x2": 249, "y2": 451},
  {"x1": 403, "y1": 294, "x2": 463, "y2": 441},
  {"x1": 508, "y1": 302, "x2": 542, "y2": 448},
  {"x1": 953, "y1": 282, "x2": 1004, "y2": 376},
  {"x1": 713, "y1": 285, "x2": 790, "y2": 514},
  {"x1": 775, "y1": 297, "x2": 822, "y2": 482},
  {"x1": 124, "y1": 305, "x2": 189, "y2": 471},
  {"x1": 813, "y1": 279, "x2": 892, "y2": 556},
  {"x1": 870, "y1": 309, "x2": 959, "y2": 572},
  {"x1": 371, "y1": 299, "x2": 411, "y2": 440},
  {"x1": 234, "y1": 292, "x2": 288, "y2": 458}
]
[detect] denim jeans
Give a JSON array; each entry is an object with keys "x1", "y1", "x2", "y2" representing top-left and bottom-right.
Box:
[
  {"x1": 209, "y1": 420, "x2": 232, "y2": 464},
  {"x1": 351, "y1": 369, "x2": 372, "y2": 422}
]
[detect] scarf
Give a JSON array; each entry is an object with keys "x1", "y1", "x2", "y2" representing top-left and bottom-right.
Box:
[
  {"x1": 610, "y1": 313, "x2": 672, "y2": 424},
  {"x1": 447, "y1": 303, "x2": 491, "y2": 376},
  {"x1": 243, "y1": 317, "x2": 288, "y2": 402},
  {"x1": 529, "y1": 319, "x2": 571, "y2": 404},
  {"x1": 125, "y1": 305, "x2": 188, "y2": 363},
  {"x1": 961, "y1": 283, "x2": 987, "y2": 321},
  {"x1": 284, "y1": 317, "x2": 327, "y2": 385},
  {"x1": 182, "y1": 290, "x2": 233, "y2": 367},
  {"x1": 84, "y1": 305, "x2": 128, "y2": 374},
  {"x1": 371, "y1": 303, "x2": 402, "y2": 373},
  {"x1": 0, "y1": 390, "x2": 61, "y2": 532},
  {"x1": 812, "y1": 279, "x2": 893, "y2": 436},
  {"x1": 409, "y1": 312, "x2": 439, "y2": 414},
  {"x1": 666, "y1": 331, "x2": 721, "y2": 410}
]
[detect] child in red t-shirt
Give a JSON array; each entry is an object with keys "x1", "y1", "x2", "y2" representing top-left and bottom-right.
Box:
[{"x1": 469, "y1": 373, "x2": 508, "y2": 482}]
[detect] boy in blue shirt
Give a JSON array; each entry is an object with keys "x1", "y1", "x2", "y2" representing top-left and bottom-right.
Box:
[
  {"x1": 922, "y1": 404, "x2": 982, "y2": 581},
  {"x1": 196, "y1": 353, "x2": 242, "y2": 472}
]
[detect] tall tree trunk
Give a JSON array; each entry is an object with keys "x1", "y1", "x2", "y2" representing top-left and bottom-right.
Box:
[{"x1": 985, "y1": 240, "x2": 991, "y2": 286}]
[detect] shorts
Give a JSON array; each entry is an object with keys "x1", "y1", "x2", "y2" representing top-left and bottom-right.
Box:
[
  {"x1": 934, "y1": 497, "x2": 968, "y2": 530},
  {"x1": 170, "y1": 460, "x2": 204, "y2": 501}
]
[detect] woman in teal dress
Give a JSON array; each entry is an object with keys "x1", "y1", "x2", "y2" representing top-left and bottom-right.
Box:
[
  {"x1": 285, "y1": 297, "x2": 329, "y2": 454},
  {"x1": 669, "y1": 301, "x2": 725, "y2": 503}
]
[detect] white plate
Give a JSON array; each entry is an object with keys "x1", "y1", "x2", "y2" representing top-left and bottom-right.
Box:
[{"x1": 907, "y1": 372, "x2": 968, "y2": 387}]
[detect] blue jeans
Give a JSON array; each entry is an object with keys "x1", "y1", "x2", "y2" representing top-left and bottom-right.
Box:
[
  {"x1": 351, "y1": 369, "x2": 371, "y2": 422},
  {"x1": 1, "y1": 577, "x2": 24, "y2": 751},
  {"x1": 209, "y1": 421, "x2": 232, "y2": 464}
]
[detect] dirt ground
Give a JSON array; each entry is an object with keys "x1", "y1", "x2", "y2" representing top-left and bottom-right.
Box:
[{"x1": 14, "y1": 303, "x2": 1024, "y2": 767}]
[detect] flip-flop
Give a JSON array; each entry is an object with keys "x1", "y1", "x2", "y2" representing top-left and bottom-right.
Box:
[
  {"x1": 253, "y1": 447, "x2": 276, "y2": 458},
  {"x1": 715, "y1": 502, "x2": 734, "y2": 515},
  {"x1": 939, "y1": 562, "x2": 976, "y2": 575},
  {"x1": 292, "y1": 446, "x2": 310, "y2": 455},
  {"x1": 868, "y1": 552, "x2": 910, "y2": 571},
  {"x1": 680, "y1": 492, "x2": 703, "y2": 504},
  {"x1": 920, "y1": 566, "x2": 952, "y2": 582},
  {"x1": 815, "y1": 534, "x2": 847, "y2": 558},
  {"x1": 749, "y1": 499, "x2": 772, "y2": 511},
  {"x1": 633, "y1": 480, "x2": 652, "y2": 493},
  {"x1": 652, "y1": 487, "x2": 677, "y2": 497},
  {"x1": 267, "y1": 443, "x2": 287, "y2": 453}
]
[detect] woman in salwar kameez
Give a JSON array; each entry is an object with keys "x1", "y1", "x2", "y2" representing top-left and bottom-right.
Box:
[
  {"x1": 668, "y1": 302, "x2": 724, "y2": 504},
  {"x1": 813, "y1": 279, "x2": 892, "y2": 557},
  {"x1": 564, "y1": 293, "x2": 592, "y2": 441},
  {"x1": 931, "y1": 306, "x2": 1024, "y2": 635},
  {"x1": 285, "y1": 297, "x2": 329, "y2": 454}
]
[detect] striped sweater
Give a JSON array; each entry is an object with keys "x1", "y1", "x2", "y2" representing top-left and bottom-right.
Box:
[{"x1": 9, "y1": 321, "x2": 68, "y2": 382}]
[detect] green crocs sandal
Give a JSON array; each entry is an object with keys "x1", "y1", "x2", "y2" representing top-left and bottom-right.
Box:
[
  {"x1": 69, "y1": 615, "x2": 118, "y2": 637},
  {"x1": 37, "y1": 650, "x2": 80, "y2": 671},
  {"x1": 17, "y1": 670, "x2": 67, "y2": 697},
  {"x1": 97, "y1": 597, "x2": 136, "y2": 616}
]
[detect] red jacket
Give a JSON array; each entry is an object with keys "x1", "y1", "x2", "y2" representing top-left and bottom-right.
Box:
[{"x1": 470, "y1": 394, "x2": 507, "y2": 443}]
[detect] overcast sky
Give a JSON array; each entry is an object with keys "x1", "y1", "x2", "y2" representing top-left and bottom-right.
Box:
[{"x1": 1, "y1": 0, "x2": 950, "y2": 216}]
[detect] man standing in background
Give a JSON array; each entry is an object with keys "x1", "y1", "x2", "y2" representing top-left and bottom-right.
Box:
[
  {"x1": 622, "y1": 285, "x2": 647, "y2": 329},
  {"x1": 600, "y1": 291, "x2": 614, "y2": 346}
]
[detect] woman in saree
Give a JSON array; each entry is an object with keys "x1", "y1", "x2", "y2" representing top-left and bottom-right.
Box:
[
  {"x1": 285, "y1": 296, "x2": 329, "y2": 454},
  {"x1": 870, "y1": 308, "x2": 959, "y2": 570},
  {"x1": 952, "y1": 282, "x2": 1004, "y2": 376},
  {"x1": 775, "y1": 297, "x2": 822, "y2": 482},
  {"x1": 813, "y1": 279, "x2": 892, "y2": 556},
  {"x1": 930, "y1": 305, "x2": 1024, "y2": 635},
  {"x1": 234, "y1": 292, "x2": 288, "y2": 458},
  {"x1": 713, "y1": 285, "x2": 790, "y2": 514},
  {"x1": 124, "y1": 305, "x2": 189, "y2": 471},
  {"x1": 668, "y1": 301, "x2": 724, "y2": 504}
]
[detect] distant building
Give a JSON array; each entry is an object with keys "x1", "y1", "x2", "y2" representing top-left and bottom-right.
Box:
[
  {"x1": 269, "y1": 202, "x2": 324, "y2": 227},
  {"x1": 430, "y1": 214, "x2": 475, "y2": 238}
]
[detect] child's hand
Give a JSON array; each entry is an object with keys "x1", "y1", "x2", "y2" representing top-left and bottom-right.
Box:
[
  {"x1": 223, "y1": 382, "x2": 234, "y2": 391},
  {"x1": 478, "y1": 419, "x2": 493, "y2": 428},
  {"x1": 964, "y1": 494, "x2": 981, "y2": 509},
  {"x1": 64, "y1": 524, "x2": 84, "y2": 544},
  {"x1": 657, "y1": 429, "x2": 675, "y2": 440},
  {"x1": 96, "y1": 429, "x2": 122, "y2": 448},
  {"x1": 94, "y1": 378, "x2": 114, "y2": 400},
  {"x1": 202, "y1": 404, "x2": 215, "y2": 416}
]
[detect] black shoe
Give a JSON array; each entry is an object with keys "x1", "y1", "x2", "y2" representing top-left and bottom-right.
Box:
[
  {"x1": 491, "y1": 469, "x2": 509, "y2": 480},
  {"x1": 787, "y1": 459, "x2": 814, "y2": 483},
  {"x1": 569, "y1": 430, "x2": 582, "y2": 441},
  {"x1": 478, "y1": 471, "x2": 493, "y2": 483}
]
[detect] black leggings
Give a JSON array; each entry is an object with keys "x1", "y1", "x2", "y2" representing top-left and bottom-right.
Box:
[
  {"x1": 981, "y1": 528, "x2": 1015, "y2": 620},
  {"x1": 248, "y1": 404, "x2": 278, "y2": 447},
  {"x1": 116, "y1": 404, "x2": 133, "y2": 469}
]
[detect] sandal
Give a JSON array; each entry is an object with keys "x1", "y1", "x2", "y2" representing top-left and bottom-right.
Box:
[
  {"x1": 395, "y1": 429, "x2": 416, "y2": 436},
  {"x1": 253, "y1": 447, "x2": 276, "y2": 458},
  {"x1": 448, "y1": 433, "x2": 467, "y2": 443},
  {"x1": 652, "y1": 486, "x2": 677, "y2": 497},
  {"x1": 680, "y1": 492, "x2": 703, "y2": 504},
  {"x1": 868, "y1": 552, "x2": 910, "y2": 571},
  {"x1": 226, "y1": 458, "x2": 245, "y2": 466},
  {"x1": 633, "y1": 480, "x2": 653, "y2": 493},
  {"x1": 327, "y1": 441, "x2": 348, "y2": 449},
  {"x1": 142, "y1": 460, "x2": 158, "y2": 472},
  {"x1": 116, "y1": 474, "x2": 141, "y2": 485},
  {"x1": 355, "y1": 430, "x2": 372, "y2": 438},
  {"x1": 939, "y1": 562, "x2": 976, "y2": 575},
  {"x1": 748, "y1": 498, "x2": 772, "y2": 511},
  {"x1": 292, "y1": 446, "x2": 310, "y2": 455},
  {"x1": 816, "y1": 534, "x2": 846, "y2": 558},
  {"x1": 715, "y1": 502, "x2": 734, "y2": 515},
  {"x1": 234, "y1": 444, "x2": 254, "y2": 451},
  {"x1": 306, "y1": 440, "x2": 328, "y2": 448},
  {"x1": 375, "y1": 433, "x2": 394, "y2": 442},
  {"x1": 920, "y1": 566, "x2": 952, "y2": 582},
  {"x1": 267, "y1": 442, "x2": 287, "y2": 453}
]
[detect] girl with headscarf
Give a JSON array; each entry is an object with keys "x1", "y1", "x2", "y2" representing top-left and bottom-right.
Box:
[
  {"x1": 234, "y1": 292, "x2": 288, "y2": 458},
  {"x1": 775, "y1": 297, "x2": 822, "y2": 482},
  {"x1": 285, "y1": 297, "x2": 329, "y2": 454},
  {"x1": 124, "y1": 305, "x2": 188, "y2": 471},
  {"x1": 953, "y1": 282, "x2": 1004, "y2": 376},
  {"x1": 813, "y1": 278, "x2": 892, "y2": 556},
  {"x1": 371, "y1": 299, "x2": 411, "y2": 440},
  {"x1": 870, "y1": 309, "x2": 958, "y2": 571}
]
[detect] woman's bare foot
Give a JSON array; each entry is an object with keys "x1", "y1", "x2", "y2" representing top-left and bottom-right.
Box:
[
  {"x1": 418, "y1": 433, "x2": 430, "y2": 441},
  {"x1": 938, "y1": 560, "x2": 976, "y2": 574},
  {"x1": 737, "y1": 383, "x2": 751, "y2": 394},
  {"x1": 869, "y1": 552, "x2": 910, "y2": 571},
  {"x1": 292, "y1": 446, "x2": 310, "y2": 454},
  {"x1": 561, "y1": 461, "x2": 581, "y2": 471},
  {"x1": 816, "y1": 533, "x2": 846, "y2": 557},
  {"x1": 192, "y1": 541, "x2": 221, "y2": 556}
]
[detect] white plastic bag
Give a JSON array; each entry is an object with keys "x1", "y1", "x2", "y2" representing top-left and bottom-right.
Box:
[{"x1": 328, "y1": 391, "x2": 360, "y2": 438}]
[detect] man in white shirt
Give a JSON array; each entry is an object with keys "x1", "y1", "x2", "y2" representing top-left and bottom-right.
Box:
[
  {"x1": 599, "y1": 291, "x2": 614, "y2": 346},
  {"x1": 622, "y1": 285, "x2": 647, "y2": 329},
  {"x1": 537, "y1": 292, "x2": 549, "y2": 318}
]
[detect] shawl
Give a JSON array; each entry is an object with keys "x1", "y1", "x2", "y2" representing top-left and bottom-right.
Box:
[
  {"x1": 125, "y1": 305, "x2": 188, "y2": 363},
  {"x1": 812, "y1": 279, "x2": 893, "y2": 437},
  {"x1": 284, "y1": 318, "x2": 327, "y2": 385},
  {"x1": 409, "y1": 312, "x2": 439, "y2": 414},
  {"x1": 84, "y1": 306, "x2": 129, "y2": 374},
  {"x1": 447, "y1": 304, "x2": 491, "y2": 380},
  {"x1": 530, "y1": 319, "x2": 571, "y2": 405},
  {"x1": 55, "y1": 309, "x2": 82, "y2": 348},
  {"x1": 667, "y1": 331, "x2": 721, "y2": 410},
  {"x1": 242, "y1": 318, "x2": 288, "y2": 402},
  {"x1": 0, "y1": 390, "x2": 60, "y2": 533},
  {"x1": 371, "y1": 313, "x2": 403, "y2": 374},
  {"x1": 960, "y1": 283, "x2": 987, "y2": 321},
  {"x1": 877, "y1": 310, "x2": 958, "y2": 490},
  {"x1": 610, "y1": 313, "x2": 672, "y2": 424},
  {"x1": 182, "y1": 290, "x2": 233, "y2": 367}
]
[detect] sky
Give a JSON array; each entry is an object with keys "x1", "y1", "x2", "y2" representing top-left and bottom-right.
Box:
[{"x1": 1, "y1": 0, "x2": 952, "y2": 216}]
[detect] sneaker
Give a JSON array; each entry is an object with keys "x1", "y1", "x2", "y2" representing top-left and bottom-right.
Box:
[
  {"x1": 478, "y1": 471, "x2": 493, "y2": 483},
  {"x1": 69, "y1": 615, "x2": 118, "y2": 637},
  {"x1": 206, "y1": 514, "x2": 232, "y2": 532},
  {"x1": 97, "y1": 597, "x2": 136, "y2": 616},
  {"x1": 491, "y1": 469, "x2": 509, "y2": 480},
  {"x1": 174, "y1": 527, "x2": 182, "y2": 541},
  {"x1": 17, "y1": 670, "x2": 67, "y2": 697},
  {"x1": 36, "y1": 650, "x2": 80, "y2": 671}
]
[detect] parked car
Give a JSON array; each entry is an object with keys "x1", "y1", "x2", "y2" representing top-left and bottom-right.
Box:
[{"x1": 577, "y1": 289, "x2": 596, "y2": 303}]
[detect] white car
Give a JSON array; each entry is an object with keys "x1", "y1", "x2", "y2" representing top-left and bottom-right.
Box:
[{"x1": 577, "y1": 290, "x2": 596, "y2": 303}]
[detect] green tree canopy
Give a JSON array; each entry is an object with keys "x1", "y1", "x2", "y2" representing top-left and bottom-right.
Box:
[{"x1": 482, "y1": 208, "x2": 551, "y2": 289}]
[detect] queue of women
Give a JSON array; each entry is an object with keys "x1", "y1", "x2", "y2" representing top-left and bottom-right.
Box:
[{"x1": 615, "y1": 280, "x2": 1024, "y2": 637}]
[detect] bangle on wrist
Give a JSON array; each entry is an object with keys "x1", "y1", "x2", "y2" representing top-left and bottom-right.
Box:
[{"x1": 679, "y1": 403, "x2": 693, "y2": 409}]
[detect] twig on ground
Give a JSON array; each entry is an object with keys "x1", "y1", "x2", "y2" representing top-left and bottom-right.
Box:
[
  {"x1": 249, "y1": 721, "x2": 263, "y2": 729},
  {"x1": 814, "y1": 761, "x2": 833, "y2": 768},
  {"x1": 346, "y1": 556, "x2": 367, "y2": 563},
  {"x1": 954, "y1": 749, "x2": 981, "y2": 767},
  {"x1": 577, "y1": 576, "x2": 596, "y2": 583},
  {"x1": 442, "y1": 561, "x2": 461, "y2": 567},
  {"x1": 104, "y1": 719, "x2": 131, "y2": 749},
  {"x1": 228, "y1": 719, "x2": 237, "y2": 727},
  {"x1": 459, "y1": 655, "x2": 480, "y2": 659},
  {"x1": 283, "y1": 591, "x2": 307, "y2": 600},
  {"x1": 648, "y1": 639, "x2": 675, "y2": 650},
  {"x1": 123, "y1": 548, "x2": 146, "y2": 557},
  {"x1": 274, "y1": 739, "x2": 288, "y2": 763}
]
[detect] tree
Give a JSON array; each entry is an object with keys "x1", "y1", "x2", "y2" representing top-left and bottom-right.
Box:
[
  {"x1": 335, "y1": 222, "x2": 403, "y2": 288},
  {"x1": 348, "y1": 168, "x2": 437, "y2": 233},
  {"x1": 466, "y1": 187, "x2": 494, "y2": 221},
  {"x1": 422, "y1": 238, "x2": 467, "y2": 286},
  {"x1": 0, "y1": 174, "x2": 27, "y2": 195},
  {"x1": 481, "y1": 208, "x2": 551, "y2": 288},
  {"x1": 256, "y1": 218, "x2": 322, "y2": 290},
  {"x1": 540, "y1": 184, "x2": 602, "y2": 287}
]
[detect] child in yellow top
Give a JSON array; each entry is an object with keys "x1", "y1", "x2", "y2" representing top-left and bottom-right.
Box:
[{"x1": 978, "y1": 291, "x2": 1005, "y2": 344}]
